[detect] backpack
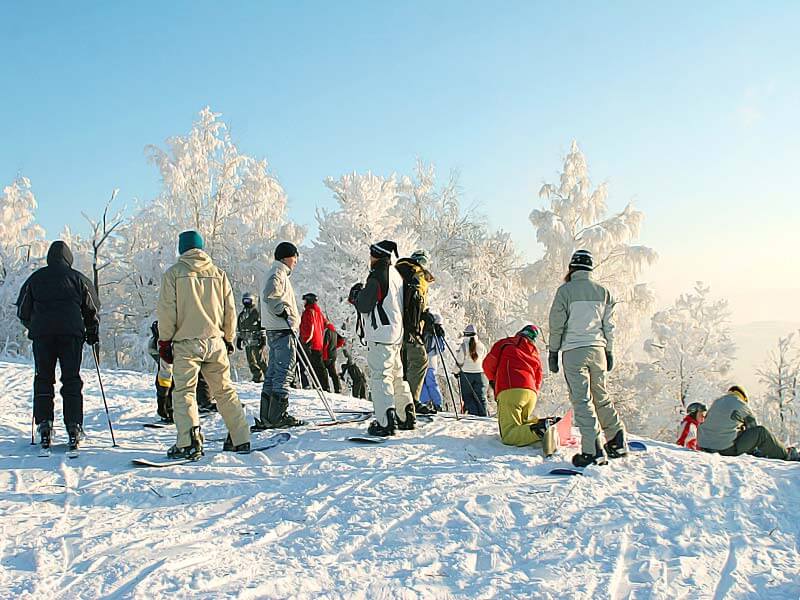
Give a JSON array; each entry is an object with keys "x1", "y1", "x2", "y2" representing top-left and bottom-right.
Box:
[{"x1": 395, "y1": 259, "x2": 427, "y2": 343}]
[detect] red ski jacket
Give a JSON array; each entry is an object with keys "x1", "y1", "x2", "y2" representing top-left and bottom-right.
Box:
[
  {"x1": 677, "y1": 415, "x2": 700, "y2": 450},
  {"x1": 299, "y1": 303, "x2": 326, "y2": 351},
  {"x1": 482, "y1": 335, "x2": 543, "y2": 397},
  {"x1": 322, "y1": 322, "x2": 345, "y2": 362}
]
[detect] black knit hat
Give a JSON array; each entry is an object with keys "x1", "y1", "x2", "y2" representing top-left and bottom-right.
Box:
[
  {"x1": 569, "y1": 249, "x2": 594, "y2": 271},
  {"x1": 302, "y1": 293, "x2": 318, "y2": 304},
  {"x1": 275, "y1": 241, "x2": 299, "y2": 261},
  {"x1": 370, "y1": 240, "x2": 399, "y2": 259}
]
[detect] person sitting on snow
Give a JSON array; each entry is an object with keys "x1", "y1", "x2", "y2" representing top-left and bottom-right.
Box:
[
  {"x1": 482, "y1": 324, "x2": 558, "y2": 454},
  {"x1": 676, "y1": 402, "x2": 707, "y2": 450},
  {"x1": 698, "y1": 385, "x2": 799, "y2": 461}
]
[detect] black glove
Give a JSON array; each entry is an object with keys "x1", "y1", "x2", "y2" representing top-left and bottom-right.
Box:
[
  {"x1": 348, "y1": 283, "x2": 363, "y2": 305},
  {"x1": 605, "y1": 351, "x2": 614, "y2": 372},
  {"x1": 259, "y1": 332, "x2": 267, "y2": 348},
  {"x1": 548, "y1": 351, "x2": 559, "y2": 374},
  {"x1": 225, "y1": 340, "x2": 235, "y2": 355},
  {"x1": 236, "y1": 337, "x2": 244, "y2": 351},
  {"x1": 434, "y1": 323, "x2": 445, "y2": 338},
  {"x1": 278, "y1": 309, "x2": 288, "y2": 320},
  {"x1": 85, "y1": 329, "x2": 99, "y2": 346},
  {"x1": 744, "y1": 415, "x2": 757, "y2": 430}
]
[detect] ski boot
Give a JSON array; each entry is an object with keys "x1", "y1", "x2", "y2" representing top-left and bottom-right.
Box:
[
  {"x1": 167, "y1": 426, "x2": 204, "y2": 461},
  {"x1": 531, "y1": 417, "x2": 561, "y2": 457},
  {"x1": 787, "y1": 447, "x2": 800, "y2": 461},
  {"x1": 38, "y1": 421, "x2": 53, "y2": 455},
  {"x1": 572, "y1": 439, "x2": 608, "y2": 468},
  {"x1": 223, "y1": 434, "x2": 251, "y2": 454},
  {"x1": 414, "y1": 401, "x2": 434, "y2": 415},
  {"x1": 367, "y1": 409, "x2": 397, "y2": 437},
  {"x1": 396, "y1": 404, "x2": 416, "y2": 431},
  {"x1": 250, "y1": 417, "x2": 274, "y2": 432},
  {"x1": 604, "y1": 429, "x2": 628, "y2": 459},
  {"x1": 272, "y1": 414, "x2": 305, "y2": 428},
  {"x1": 66, "y1": 424, "x2": 83, "y2": 457}
]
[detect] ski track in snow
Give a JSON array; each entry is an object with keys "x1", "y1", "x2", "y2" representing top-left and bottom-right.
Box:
[{"x1": 0, "y1": 361, "x2": 799, "y2": 599}]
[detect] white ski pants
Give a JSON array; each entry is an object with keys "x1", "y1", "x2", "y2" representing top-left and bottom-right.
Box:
[{"x1": 367, "y1": 341, "x2": 413, "y2": 426}]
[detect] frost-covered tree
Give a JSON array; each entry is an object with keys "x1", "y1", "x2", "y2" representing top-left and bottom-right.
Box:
[
  {"x1": 298, "y1": 171, "x2": 418, "y2": 346},
  {"x1": 757, "y1": 333, "x2": 799, "y2": 441},
  {"x1": 398, "y1": 162, "x2": 527, "y2": 344},
  {"x1": 0, "y1": 176, "x2": 48, "y2": 357},
  {"x1": 523, "y1": 142, "x2": 657, "y2": 415},
  {"x1": 107, "y1": 107, "x2": 303, "y2": 369},
  {"x1": 639, "y1": 283, "x2": 736, "y2": 437}
]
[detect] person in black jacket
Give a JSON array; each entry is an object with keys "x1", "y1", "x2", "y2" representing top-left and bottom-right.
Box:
[{"x1": 15, "y1": 241, "x2": 99, "y2": 451}]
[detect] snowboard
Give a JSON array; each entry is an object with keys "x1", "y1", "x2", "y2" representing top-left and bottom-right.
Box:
[
  {"x1": 346, "y1": 436, "x2": 387, "y2": 444},
  {"x1": 549, "y1": 441, "x2": 648, "y2": 476},
  {"x1": 131, "y1": 431, "x2": 291, "y2": 468}
]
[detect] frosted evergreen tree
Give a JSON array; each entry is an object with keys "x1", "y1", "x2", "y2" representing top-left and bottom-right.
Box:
[{"x1": 523, "y1": 142, "x2": 657, "y2": 415}]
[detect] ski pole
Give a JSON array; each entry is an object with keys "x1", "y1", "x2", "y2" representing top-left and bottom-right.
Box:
[
  {"x1": 287, "y1": 320, "x2": 336, "y2": 421},
  {"x1": 30, "y1": 411, "x2": 35, "y2": 445},
  {"x1": 434, "y1": 336, "x2": 460, "y2": 421},
  {"x1": 92, "y1": 343, "x2": 117, "y2": 447},
  {"x1": 442, "y1": 337, "x2": 480, "y2": 412}
]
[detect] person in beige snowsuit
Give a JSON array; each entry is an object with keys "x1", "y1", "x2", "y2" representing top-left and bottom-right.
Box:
[{"x1": 157, "y1": 230, "x2": 251, "y2": 459}]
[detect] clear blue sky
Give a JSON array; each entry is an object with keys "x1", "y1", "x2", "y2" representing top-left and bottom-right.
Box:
[{"x1": 2, "y1": 0, "x2": 799, "y2": 324}]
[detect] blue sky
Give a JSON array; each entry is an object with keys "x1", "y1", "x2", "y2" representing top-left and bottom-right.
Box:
[{"x1": 2, "y1": 0, "x2": 798, "y2": 324}]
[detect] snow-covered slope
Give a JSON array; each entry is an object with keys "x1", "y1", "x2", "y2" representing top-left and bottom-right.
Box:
[{"x1": 0, "y1": 361, "x2": 798, "y2": 599}]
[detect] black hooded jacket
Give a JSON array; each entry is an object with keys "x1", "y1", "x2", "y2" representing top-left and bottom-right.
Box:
[{"x1": 16, "y1": 241, "x2": 100, "y2": 339}]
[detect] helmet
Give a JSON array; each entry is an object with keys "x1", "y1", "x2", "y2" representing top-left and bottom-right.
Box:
[
  {"x1": 686, "y1": 402, "x2": 708, "y2": 416},
  {"x1": 517, "y1": 324, "x2": 540, "y2": 343},
  {"x1": 410, "y1": 249, "x2": 430, "y2": 269},
  {"x1": 728, "y1": 385, "x2": 748, "y2": 402},
  {"x1": 569, "y1": 249, "x2": 594, "y2": 271},
  {"x1": 242, "y1": 292, "x2": 256, "y2": 306}
]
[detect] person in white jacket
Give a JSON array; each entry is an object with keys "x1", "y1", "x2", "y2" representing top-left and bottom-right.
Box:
[
  {"x1": 454, "y1": 324, "x2": 489, "y2": 416},
  {"x1": 351, "y1": 239, "x2": 415, "y2": 436}
]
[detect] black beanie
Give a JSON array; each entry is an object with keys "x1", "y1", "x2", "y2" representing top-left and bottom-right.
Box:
[
  {"x1": 275, "y1": 241, "x2": 299, "y2": 261},
  {"x1": 370, "y1": 240, "x2": 399, "y2": 259}
]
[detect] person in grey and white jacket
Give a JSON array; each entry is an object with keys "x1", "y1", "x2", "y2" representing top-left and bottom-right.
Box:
[
  {"x1": 253, "y1": 241, "x2": 304, "y2": 430},
  {"x1": 548, "y1": 249, "x2": 627, "y2": 468}
]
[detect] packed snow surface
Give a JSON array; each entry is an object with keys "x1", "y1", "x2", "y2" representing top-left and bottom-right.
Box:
[{"x1": 0, "y1": 361, "x2": 798, "y2": 599}]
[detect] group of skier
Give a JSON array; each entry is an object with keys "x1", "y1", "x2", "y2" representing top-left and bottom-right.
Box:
[{"x1": 15, "y1": 235, "x2": 800, "y2": 466}]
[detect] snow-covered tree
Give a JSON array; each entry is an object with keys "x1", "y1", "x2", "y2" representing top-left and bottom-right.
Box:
[
  {"x1": 523, "y1": 142, "x2": 657, "y2": 415},
  {"x1": 107, "y1": 107, "x2": 303, "y2": 369},
  {"x1": 0, "y1": 176, "x2": 48, "y2": 357},
  {"x1": 757, "y1": 333, "x2": 799, "y2": 441},
  {"x1": 297, "y1": 171, "x2": 418, "y2": 347},
  {"x1": 639, "y1": 283, "x2": 736, "y2": 437},
  {"x1": 398, "y1": 162, "x2": 527, "y2": 344}
]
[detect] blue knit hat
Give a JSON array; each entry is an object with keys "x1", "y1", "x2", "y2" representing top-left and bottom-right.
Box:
[{"x1": 178, "y1": 230, "x2": 204, "y2": 254}]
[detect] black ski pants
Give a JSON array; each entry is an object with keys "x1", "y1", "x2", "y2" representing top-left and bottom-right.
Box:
[
  {"x1": 325, "y1": 359, "x2": 341, "y2": 394},
  {"x1": 33, "y1": 335, "x2": 85, "y2": 426}
]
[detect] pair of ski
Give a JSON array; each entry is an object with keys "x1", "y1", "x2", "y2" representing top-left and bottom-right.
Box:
[
  {"x1": 549, "y1": 441, "x2": 648, "y2": 476},
  {"x1": 38, "y1": 444, "x2": 80, "y2": 459},
  {"x1": 131, "y1": 431, "x2": 292, "y2": 468}
]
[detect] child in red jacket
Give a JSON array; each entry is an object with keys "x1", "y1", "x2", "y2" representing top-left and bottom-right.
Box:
[{"x1": 677, "y1": 402, "x2": 707, "y2": 450}]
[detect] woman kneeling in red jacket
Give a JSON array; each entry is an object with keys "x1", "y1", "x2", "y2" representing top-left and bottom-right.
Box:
[{"x1": 483, "y1": 325, "x2": 553, "y2": 447}]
